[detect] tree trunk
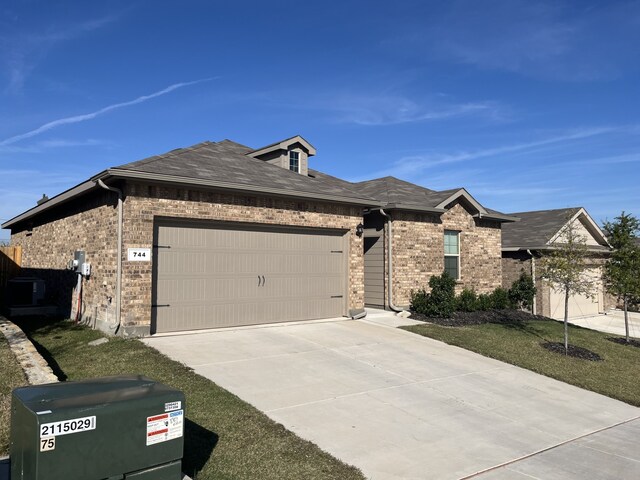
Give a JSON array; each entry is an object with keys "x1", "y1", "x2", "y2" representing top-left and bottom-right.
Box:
[
  {"x1": 564, "y1": 286, "x2": 569, "y2": 355},
  {"x1": 624, "y1": 296, "x2": 630, "y2": 343}
]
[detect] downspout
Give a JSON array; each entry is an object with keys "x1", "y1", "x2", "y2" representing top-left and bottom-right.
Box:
[
  {"x1": 526, "y1": 249, "x2": 537, "y2": 315},
  {"x1": 378, "y1": 208, "x2": 404, "y2": 312},
  {"x1": 97, "y1": 179, "x2": 123, "y2": 334}
]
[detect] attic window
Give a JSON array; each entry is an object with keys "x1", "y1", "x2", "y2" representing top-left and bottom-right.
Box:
[{"x1": 289, "y1": 151, "x2": 300, "y2": 173}]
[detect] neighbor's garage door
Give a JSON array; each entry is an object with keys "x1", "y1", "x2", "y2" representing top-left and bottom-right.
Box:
[
  {"x1": 152, "y1": 221, "x2": 348, "y2": 333},
  {"x1": 549, "y1": 268, "x2": 604, "y2": 320}
]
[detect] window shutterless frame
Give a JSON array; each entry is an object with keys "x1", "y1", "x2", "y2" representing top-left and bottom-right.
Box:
[
  {"x1": 289, "y1": 151, "x2": 300, "y2": 172},
  {"x1": 444, "y1": 230, "x2": 460, "y2": 280}
]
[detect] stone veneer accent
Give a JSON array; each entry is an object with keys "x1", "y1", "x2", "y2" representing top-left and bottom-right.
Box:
[
  {"x1": 390, "y1": 202, "x2": 502, "y2": 307},
  {"x1": 121, "y1": 183, "x2": 365, "y2": 333}
]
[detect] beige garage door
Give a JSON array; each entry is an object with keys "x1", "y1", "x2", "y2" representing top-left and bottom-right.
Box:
[
  {"x1": 152, "y1": 221, "x2": 348, "y2": 333},
  {"x1": 549, "y1": 268, "x2": 604, "y2": 320}
]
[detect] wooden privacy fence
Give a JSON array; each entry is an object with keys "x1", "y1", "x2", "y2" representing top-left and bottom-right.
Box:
[{"x1": 0, "y1": 245, "x2": 22, "y2": 293}]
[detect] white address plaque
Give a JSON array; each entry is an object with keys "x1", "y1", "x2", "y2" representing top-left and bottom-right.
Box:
[{"x1": 128, "y1": 248, "x2": 152, "y2": 261}]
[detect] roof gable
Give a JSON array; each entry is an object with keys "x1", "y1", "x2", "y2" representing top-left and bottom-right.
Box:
[
  {"x1": 355, "y1": 176, "x2": 515, "y2": 221},
  {"x1": 247, "y1": 135, "x2": 316, "y2": 158},
  {"x1": 502, "y1": 207, "x2": 610, "y2": 250}
]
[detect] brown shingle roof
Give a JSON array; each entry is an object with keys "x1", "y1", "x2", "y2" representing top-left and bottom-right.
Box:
[
  {"x1": 116, "y1": 140, "x2": 377, "y2": 204},
  {"x1": 501, "y1": 207, "x2": 582, "y2": 248}
]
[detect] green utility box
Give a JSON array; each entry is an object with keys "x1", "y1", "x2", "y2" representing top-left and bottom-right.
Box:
[{"x1": 10, "y1": 375, "x2": 185, "y2": 480}]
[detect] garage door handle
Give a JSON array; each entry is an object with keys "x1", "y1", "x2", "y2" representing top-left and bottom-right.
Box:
[
  {"x1": 261, "y1": 275, "x2": 266, "y2": 287},
  {"x1": 258, "y1": 275, "x2": 261, "y2": 286},
  {"x1": 152, "y1": 304, "x2": 170, "y2": 308}
]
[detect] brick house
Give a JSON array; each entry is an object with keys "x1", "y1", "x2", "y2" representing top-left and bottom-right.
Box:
[
  {"x1": 501, "y1": 207, "x2": 613, "y2": 319},
  {"x1": 3, "y1": 136, "x2": 514, "y2": 335},
  {"x1": 356, "y1": 177, "x2": 516, "y2": 309}
]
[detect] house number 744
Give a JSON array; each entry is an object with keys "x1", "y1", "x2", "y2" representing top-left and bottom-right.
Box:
[{"x1": 128, "y1": 248, "x2": 152, "y2": 261}]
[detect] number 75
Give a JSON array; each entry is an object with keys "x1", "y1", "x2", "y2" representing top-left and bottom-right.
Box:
[{"x1": 40, "y1": 437, "x2": 55, "y2": 451}]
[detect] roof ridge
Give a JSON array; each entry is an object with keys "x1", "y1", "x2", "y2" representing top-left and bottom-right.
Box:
[
  {"x1": 119, "y1": 141, "x2": 215, "y2": 169},
  {"x1": 508, "y1": 207, "x2": 581, "y2": 215}
]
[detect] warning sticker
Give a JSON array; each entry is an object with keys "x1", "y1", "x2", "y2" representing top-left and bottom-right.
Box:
[{"x1": 146, "y1": 410, "x2": 184, "y2": 446}]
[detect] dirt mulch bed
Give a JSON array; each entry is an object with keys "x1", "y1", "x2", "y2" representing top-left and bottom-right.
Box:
[
  {"x1": 541, "y1": 342, "x2": 603, "y2": 361},
  {"x1": 607, "y1": 337, "x2": 640, "y2": 348},
  {"x1": 409, "y1": 309, "x2": 549, "y2": 327}
]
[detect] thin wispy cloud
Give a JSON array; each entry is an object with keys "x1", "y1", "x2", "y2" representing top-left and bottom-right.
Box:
[
  {"x1": 393, "y1": 0, "x2": 640, "y2": 81},
  {"x1": 373, "y1": 127, "x2": 616, "y2": 178},
  {"x1": 0, "y1": 138, "x2": 110, "y2": 154},
  {"x1": 331, "y1": 95, "x2": 501, "y2": 126},
  {"x1": 0, "y1": 79, "x2": 214, "y2": 146},
  {"x1": 1, "y1": 13, "x2": 120, "y2": 92}
]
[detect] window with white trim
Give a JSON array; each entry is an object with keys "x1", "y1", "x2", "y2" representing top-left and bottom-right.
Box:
[
  {"x1": 289, "y1": 151, "x2": 300, "y2": 172},
  {"x1": 444, "y1": 230, "x2": 460, "y2": 279}
]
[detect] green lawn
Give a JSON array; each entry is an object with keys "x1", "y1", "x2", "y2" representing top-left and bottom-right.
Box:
[
  {"x1": 9, "y1": 318, "x2": 364, "y2": 480},
  {"x1": 403, "y1": 318, "x2": 640, "y2": 407},
  {"x1": 0, "y1": 332, "x2": 28, "y2": 456}
]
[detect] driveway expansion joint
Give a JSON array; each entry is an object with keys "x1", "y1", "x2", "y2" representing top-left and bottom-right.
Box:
[{"x1": 461, "y1": 415, "x2": 640, "y2": 479}]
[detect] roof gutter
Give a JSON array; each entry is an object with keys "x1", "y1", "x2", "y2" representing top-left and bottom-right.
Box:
[
  {"x1": 502, "y1": 245, "x2": 612, "y2": 253},
  {"x1": 377, "y1": 208, "x2": 405, "y2": 313},
  {"x1": 384, "y1": 203, "x2": 446, "y2": 214},
  {"x1": 473, "y1": 213, "x2": 520, "y2": 223},
  {"x1": 526, "y1": 249, "x2": 537, "y2": 315},
  {"x1": 97, "y1": 179, "x2": 123, "y2": 335},
  {"x1": 2, "y1": 179, "x2": 100, "y2": 229}
]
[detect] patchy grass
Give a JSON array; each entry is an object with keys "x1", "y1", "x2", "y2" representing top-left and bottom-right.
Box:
[
  {"x1": 403, "y1": 316, "x2": 640, "y2": 407},
  {"x1": 13, "y1": 318, "x2": 364, "y2": 480},
  {"x1": 0, "y1": 332, "x2": 28, "y2": 456}
]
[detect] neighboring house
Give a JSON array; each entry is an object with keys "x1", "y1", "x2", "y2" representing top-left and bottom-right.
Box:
[
  {"x1": 2, "y1": 136, "x2": 513, "y2": 335},
  {"x1": 356, "y1": 177, "x2": 517, "y2": 309},
  {"x1": 502, "y1": 207, "x2": 612, "y2": 320}
]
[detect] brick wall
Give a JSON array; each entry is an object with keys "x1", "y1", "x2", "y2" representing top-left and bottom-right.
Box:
[
  {"x1": 390, "y1": 202, "x2": 503, "y2": 307},
  {"x1": 121, "y1": 183, "x2": 365, "y2": 331},
  {"x1": 10, "y1": 190, "x2": 119, "y2": 328}
]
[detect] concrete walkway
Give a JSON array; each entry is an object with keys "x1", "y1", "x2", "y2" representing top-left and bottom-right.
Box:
[
  {"x1": 568, "y1": 310, "x2": 640, "y2": 339},
  {"x1": 143, "y1": 311, "x2": 640, "y2": 480}
]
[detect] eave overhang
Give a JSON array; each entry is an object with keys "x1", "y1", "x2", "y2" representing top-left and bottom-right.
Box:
[
  {"x1": 502, "y1": 245, "x2": 612, "y2": 253},
  {"x1": 2, "y1": 168, "x2": 380, "y2": 230},
  {"x1": 2, "y1": 179, "x2": 100, "y2": 229},
  {"x1": 474, "y1": 213, "x2": 520, "y2": 223}
]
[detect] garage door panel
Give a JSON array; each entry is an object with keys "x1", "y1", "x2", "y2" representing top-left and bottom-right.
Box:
[
  {"x1": 154, "y1": 223, "x2": 348, "y2": 333},
  {"x1": 549, "y1": 268, "x2": 604, "y2": 320}
]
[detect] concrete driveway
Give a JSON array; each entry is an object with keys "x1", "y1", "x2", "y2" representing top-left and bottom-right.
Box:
[
  {"x1": 568, "y1": 310, "x2": 640, "y2": 339},
  {"x1": 143, "y1": 310, "x2": 640, "y2": 480}
]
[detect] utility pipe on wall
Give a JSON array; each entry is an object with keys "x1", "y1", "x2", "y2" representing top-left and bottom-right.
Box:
[
  {"x1": 526, "y1": 249, "x2": 537, "y2": 315},
  {"x1": 97, "y1": 179, "x2": 123, "y2": 334},
  {"x1": 377, "y1": 208, "x2": 404, "y2": 313}
]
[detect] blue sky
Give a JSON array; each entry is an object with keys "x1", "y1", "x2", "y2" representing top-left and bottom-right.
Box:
[{"x1": 1, "y1": 0, "x2": 639, "y2": 239}]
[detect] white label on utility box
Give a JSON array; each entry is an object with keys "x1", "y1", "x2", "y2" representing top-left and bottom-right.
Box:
[
  {"x1": 40, "y1": 437, "x2": 56, "y2": 452},
  {"x1": 165, "y1": 401, "x2": 181, "y2": 412},
  {"x1": 146, "y1": 410, "x2": 183, "y2": 446},
  {"x1": 40, "y1": 416, "x2": 96, "y2": 438},
  {"x1": 128, "y1": 248, "x2": 151, "y2": 261}
]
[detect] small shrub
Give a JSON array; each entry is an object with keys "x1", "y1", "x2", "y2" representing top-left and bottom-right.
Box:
[
  {"x1": 509, "y1": 272, "x2": 536, "y2": 310},
  {"x1": 410, "y1": 272, "x2": 456, "y2": 318},
  {"x1": 490, "y1": 287, "x2": 511, "y2": 310},
  {"x1": 456, "y1": 288, "x2": 478, "y2": 312},
  {"x1": 426, "y1": 272, "x2": 457, "y2": 317},
  {"x1": 410, "y1": 289, "x2": 430, "y2": 315},
  {"x1": 477, "y1": 293, "x2": 492, "y2": 311}
]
